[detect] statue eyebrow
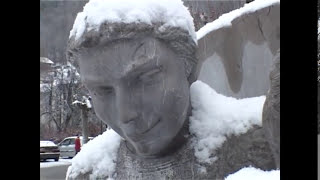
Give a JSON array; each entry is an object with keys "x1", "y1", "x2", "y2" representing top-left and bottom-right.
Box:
[{"x1": 125, "y1": 61, "x2": 156, "y2": 77}]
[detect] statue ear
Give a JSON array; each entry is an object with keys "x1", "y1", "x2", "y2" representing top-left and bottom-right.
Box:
[{"x1": 192, "y1": 2, "x2": 279, "y2": 95}]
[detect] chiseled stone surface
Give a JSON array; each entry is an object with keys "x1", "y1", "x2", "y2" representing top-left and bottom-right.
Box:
[
  {"x1": 70, "y1": 125, "x2": 275, "y2": 179},
  {"x1": 196, "y1": 3, "x2": 280, "y2": 98},
  {"x1": 66, "y1": 2, "x2": 280, "y2": 179},
  {"x1": 114, "y1": 125, "x2": 275, "y2": 180},
  {"x1": 262, "y1": 49, "x2": 280, "y2": 169}
]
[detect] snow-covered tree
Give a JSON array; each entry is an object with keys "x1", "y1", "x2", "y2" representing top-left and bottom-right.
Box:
[{"x1": 40, "y1": 62, "x2": 103, "y2": 141}]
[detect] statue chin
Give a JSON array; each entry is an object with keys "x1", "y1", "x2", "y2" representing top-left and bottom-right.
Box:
[{"x1": 120, "y1": 112, "x2": 190, "y2": 157}]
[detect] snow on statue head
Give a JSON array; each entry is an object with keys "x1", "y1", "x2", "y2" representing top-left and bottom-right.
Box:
[{"x1": 67, "y1": 0, "x2": 197, "y2": 157}]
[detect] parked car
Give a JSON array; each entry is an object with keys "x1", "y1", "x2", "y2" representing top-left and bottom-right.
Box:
[
  {"x1": 40, "y1": 141, "x2": 60, "y2": 161},
  {"x1": 58, "y1": 136, "x2": 94, "y2": 158}
]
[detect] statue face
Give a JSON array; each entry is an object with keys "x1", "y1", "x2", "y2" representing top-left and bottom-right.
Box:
[{"x1": 78, "y1": 37, "x2": 190, "y2": 156}]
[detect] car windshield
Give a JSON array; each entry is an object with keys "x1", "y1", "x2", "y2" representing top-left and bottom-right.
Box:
[{"x1": 40, "y1": 141, "x2": 56, "y2": 147}]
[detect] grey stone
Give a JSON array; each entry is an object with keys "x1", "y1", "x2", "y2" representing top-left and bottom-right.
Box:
[
  {"x1": 69, "y1": 125, "x2": 275, "y2": 180},
  {"x1": 66, "y1": 2, "x2": 280, "y2": 179},
  {"x1": 114, "y1": 125, "x2": 275, "y2": 180},
  {"x1": 262, "y1": 49, "x2": 280, "y2": 169},
  {"x1": 195, "y1": 3, "x2": 280, "y2": 98}
]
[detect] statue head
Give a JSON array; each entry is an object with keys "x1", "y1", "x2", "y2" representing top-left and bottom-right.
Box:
[{"x1": 67, "y1": 3, "x2": 197, "y2": 156}]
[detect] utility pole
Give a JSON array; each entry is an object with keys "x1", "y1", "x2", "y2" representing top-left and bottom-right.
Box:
[
  {"x1": 80, "y1": 104, "x2": 89, "y2": 144},
  {"x1": 72, "y1": 96, "x2": 91, "y2": 145}
]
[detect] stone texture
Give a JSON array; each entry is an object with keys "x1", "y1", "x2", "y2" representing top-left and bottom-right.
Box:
[
  {"x1": 262, "y1": 49, "x2": 280, "y2": 169},
  {"x1": 182, "y1": 0, "x2": 245, "y2": 31},
  {"x1": 66, "y1": 2, "x2": 280, "y2": 179},
  {"x1": 195, "y1": 3, "x2": 280, "y2": 98},
  {"x1": 70, "y1": 125, "x2": 275, "y2": 179}
]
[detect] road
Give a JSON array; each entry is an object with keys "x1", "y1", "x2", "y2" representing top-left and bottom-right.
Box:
[{"x1": 40, "y1": 159, "x2": 71, "y2": 180}]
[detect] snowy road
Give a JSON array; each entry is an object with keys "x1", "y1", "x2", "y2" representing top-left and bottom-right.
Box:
[{"x1": 40, "y1": 158, "x2": 72, "y2": 180}]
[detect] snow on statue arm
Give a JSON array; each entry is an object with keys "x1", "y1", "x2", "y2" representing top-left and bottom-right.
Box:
[{"x1": 191, "y1": 0, "x2": 280, "y2": 170}]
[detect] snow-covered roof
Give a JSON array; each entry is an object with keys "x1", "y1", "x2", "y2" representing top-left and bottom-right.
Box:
[
  {"x1": 224, "y1": 167, "x2": 280, "y2": 180},
  {"x1": 196, "y1": 0, "x2": 280, "y2": 40},
  {"x1": 69, "y1": 0, "x2": 196, "y2": 43},
  {"x1": 40, "y1": 57, "x2": 54, "y2": 64}
]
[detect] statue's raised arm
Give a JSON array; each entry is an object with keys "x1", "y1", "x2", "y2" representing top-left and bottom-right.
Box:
[{"x1": 192, "y1": 0, "x2": 279, "y2": 97}]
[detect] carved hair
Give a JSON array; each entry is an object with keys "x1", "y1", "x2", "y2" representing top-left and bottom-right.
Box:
[{"x1": 67, "y1": 22, "x2": 198, "y2": 83}]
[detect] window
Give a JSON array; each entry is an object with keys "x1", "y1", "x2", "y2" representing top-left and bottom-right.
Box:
[
  {"x1": 69, "y1": 138, "x2": 75, "y2": 145},
  {"x1": 61, "y1": 139, "x2": 70, "y2": 146}
]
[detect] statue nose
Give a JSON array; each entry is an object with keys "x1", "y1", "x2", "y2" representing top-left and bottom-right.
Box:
[{"x1": 115, "y1": 86, "x2": 139, "y2": 124}]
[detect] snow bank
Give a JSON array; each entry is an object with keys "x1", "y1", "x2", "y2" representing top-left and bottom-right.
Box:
[
  {"x1": 196, "y1": 0, "x2": 280, "y2": 40},
  {"x1": 189, "y1": 81, "x2": 266, "y2": 164},
  {"x1": 69, "y1": 0, "x2": 196, "y2": 43},
  {"x1": 224, "y1": 166, "x2": 280, "y2": 180},
  {"x1": 66, "y1": 129, "x2": 121, "y2": 180}
]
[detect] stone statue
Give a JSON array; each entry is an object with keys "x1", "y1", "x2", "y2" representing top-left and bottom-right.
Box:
[
  {"x1": 262, "y1": 49, "x2": 280, "y2": 169},
  {"x1": 66, "y1": 0, "x2": 280, "y2": 179}
]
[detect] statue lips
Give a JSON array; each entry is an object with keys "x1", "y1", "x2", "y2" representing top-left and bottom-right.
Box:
[{"x1": 121, "y1": 117, "x2": 161, "y2": 142}]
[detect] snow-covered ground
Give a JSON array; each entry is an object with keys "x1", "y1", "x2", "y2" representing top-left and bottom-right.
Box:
[
  {"x1": 40, "y1": 158, "x2": 72, "y2": 168},
  {"x1": 224, "y1": 166, "x2": 280, "y2": 180}
]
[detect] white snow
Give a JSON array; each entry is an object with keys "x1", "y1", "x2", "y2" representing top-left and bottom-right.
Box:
[
  {"x1": 40, "y1": 141, "x2": 57, "y2": 147},
  {"x1": 224, "y1": 166, "x2": 280, "y2": 180},
  {"x1": 189, "y1": 81, "x2": 266, "y2": 164},
  {"x1": 65, "y1": 81, "x2": 270, "y2": 178},
  {"x1": 40, "y1": 158, "x2": 72, "y2": 169},
  {"x1": 196, "y1": 0, "x2": 280, "y2": 40},
  {"x1": 40, "y1": 83, "x2": 51, "y2": 93},
  {"x1": 84, "y1": 96, "x2": 92, "y2": 108},
  {"x1": 72, "y1": 100, "x2": 83, "y2": 105},
  {"x1": 66, "y1": 129, "x2": 121, "y2": 180},
  {"x1": 40, "y1": 57, "x2": 54, "y2": 64},
  {"x1": 72, "y1": 96, "x2": 92, "y2": 109},
  {"x1": 69, "y1": 0, "x2": 196, "y2": 43}
]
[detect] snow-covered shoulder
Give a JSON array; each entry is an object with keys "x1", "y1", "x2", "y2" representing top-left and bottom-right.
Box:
[
  {"x1": 70, "y1": 0, "x2": 196, "y2": 43},
  {"x1": 66, "y1": 129, "x2": 121, "y2": 180},
  {"x1": 189, "y1": 81, "x2": 266, "y2": 164},
  {"x1": 224, "y1": 166, "x2": 280, "y2": 180},
  {"x1": 196, "y1": 0, "x2": 280, "y2": 40}
]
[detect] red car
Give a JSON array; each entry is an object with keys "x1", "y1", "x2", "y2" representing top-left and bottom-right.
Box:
[{"x1": 40, "y1": 141, "x2": 60, "y2": 161}]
